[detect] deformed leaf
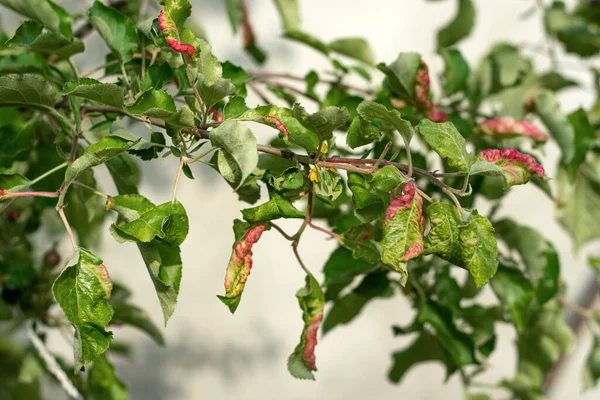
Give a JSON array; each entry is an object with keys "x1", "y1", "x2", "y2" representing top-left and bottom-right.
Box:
[
  {"x1": 126, "y1": 89, "x2": 195, "y2": 128},
  {"x1": 417, "y1": 119, "x2": 471, "y2": 172},
  {"x1": 292, "y1": 103, "x2": 349, "y2": 141},
  {"x1": 62, "y1": 78, "x2": 124, "y2": 109},
  {"x1": 288, "y1": 274, "x2": 325, "y2": 380},
  {"x1": 441, "y1": 48, "x2": 470, "y2": 96},
  {"x1": 380, "y1": 182, "x2": 425, "y2": 285},
  {"x1": 52, "y1": 248, "x2": 114, "y2": 372},
  {"x1": 218, "y1": 220, "x2": 269, "y2": 313},
  {"x1": 241, "y1": 191, "x2": 304, "y2": 223},
  {"x1": 378, "y1": 52, "x2": 421, "y2": 101},
  {"x1": 210, "y1": 120, "x2": 259, "y2": 189},
  {"x1": 339, "y1": 224, "x2": 381, "y2": 264},
  {"x1": 458, "y1": 211, "x2": 498, "y2": 287},
  {"x1": 346, "y1": 116, "x2": 382, "y2": 149},
  {"x1": 357, "y1": 100, "x2": 414, "y2": 144}
]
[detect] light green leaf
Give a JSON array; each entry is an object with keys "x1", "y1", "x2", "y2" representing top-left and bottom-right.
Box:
[
  {"x1": 441, "y1": 48, "x2": 470, "y2": 96},
  {"x1": 417, "y1": 119, "x2": 471, "y2": 172},
  {"x1": 274, "y1": 0, "x2": 301, "y2": 31},
  {"x1": 347, "y1": 172, "x2": 385, "y2": 223},
  {"x1": 557, "y1": 156, "x2": 600, "y2": 250},
  {"x1": 459, "y1": 212, "x2": 498, "y2": 287},
  {"x1": 328, "y1": 38, "x2": 375, "y2": 65},
  {"x1": 52, "y1": 248, "x2": 114, "y2": 372},
  {"x1": 62, "y1": 78, "x2": 124, "y2": 109},
  {"x1": 196, "y1": 77, "x2": 236, "y2": 109},
  {"x1": 241, "y1": 191, "x2": 304, "y2": 222},
  {"x1": 0, "y1": 0, "x2": 72, "y2": 38},
  {"x1": 491, "y1": 265, "x2": 535, "y2": 333},
  {"x1": 372, "y1": 166, "x2": 406, "y2": 192},
  {"x1": 380, "y1": 182, "x2": 424, "y2": 285},
  {"x1": 424, "y1": 202, "x2": 461, "y2": 262},
  {"x1": 323, "y1": 247, "x2": 375, "y2": 286},
  {"x1": 437, "y1": 0, "x2": 476, "y2": 49},
  {"x1": 357, "y1": 100, "x2": 414, "y2": 143},
  {"x1": 87, "y1": 354, "x2": 127, "y2": 400},
  {"x1": 292, "y1": 103, "x2": 349, "y2": 141},
  {"x1": 288, "y1": 274, "x2": 325, "y2": 380},
  {"x1": 196, "y1": 39, "x2": 223, "y2": 84},
  {"x1": 378, "y1": 52, "x2": 421, "y2": 101},
  {"x1": 533, "y1": 89, "x2": 575, "y2": 164},
  {"x1": 346, "y1": 116, "x2": 382, "y2": 149},
  {"x1": 210, "y1": 120, "x2": 259, "y2": 189},
  {"x1": 469, "y1": 157, "x2": 505, "y2": 178},
  {"x1": 283, "y1": 30, "x2": 329, "y2": 56},
  {"x1": 0, "y1": 73, "x2": 60, "y2": 109},
  {"x1": 224, "y1": 0, "x2": 243, "y2": 32},
  {"x1": 6, "y1": 21, "x2": 84, "y2": 59},
  {"x1": 88, "y1": 1, "x2": 138, "y2": 64},
  {"x1": 126, "y1": 89, "x2": 195, "y2": 128},
  {"x1": 313, "y1": 167, "x2": 343, "y2": 203},
  {"x1": 584, "y1": 336, "x2": 600, "y2": 390}
]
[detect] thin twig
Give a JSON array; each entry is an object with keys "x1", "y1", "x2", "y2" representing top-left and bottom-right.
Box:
[
  {"x1": 248, "y1": 71, "x2": 372, "y2": 96},
  {"x1": 72, "y1": 181, "x2": 109, "y2": 199},
  {"x1": 57, "y1": 207, "x2": 77, "y2": 250},
  {"x1": 559, "y1": 295, "x2": 594, "y2": 320},
  {"x1": 271, "y1": 222, "x2": 295, "y2": 241},
  {"x1": 27, "y1": 324, "x2": 83, "y2": 400},
  {"x1": 29, "y1": 162, "x2": 68, "y2": 186},
  {"x1": 1, "y1": 191, "x2": 59, "y2": 199}
]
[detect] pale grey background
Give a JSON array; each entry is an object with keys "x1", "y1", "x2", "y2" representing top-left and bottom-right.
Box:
[{"x1": 4, "y1": 0, "x2": 599, "y2": 398}]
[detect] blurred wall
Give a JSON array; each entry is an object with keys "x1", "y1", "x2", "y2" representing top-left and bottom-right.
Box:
[{"x1": 13, "y1": 0, "x2": 598, "y2": 399}]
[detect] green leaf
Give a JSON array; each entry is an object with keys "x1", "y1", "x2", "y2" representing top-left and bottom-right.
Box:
[
  {"x1": 62, "y1": 78, "x2": 124, "y2": 109},
  {"x1": 312, "y1": 167, "x2": 343, "y2": 203},
  {"x1": 222, "y1": 61, "x2": 251, "y2": 97},
  {"x1": 292, "y1": 103, "x2": 349, "y2": 141},
  {"x1": 61, "y1": 136, "x2": 132, "y2": 204},
  {"x1": 378, "y1": 52, "x2": 421, "y2": 101},
  {"x1": 417, "y1": 119, "x2": 471, "y2": 172},
  {"x1": 389, "y1": 332, "x2": 454, "y2": 384},
  {"x1": 283, "y1": 30, "x2": 329, "y2": 56},
  {"x1": 372, "y1": 166, "x2": 406, "y2": 192},
  {"x1": 437, "y1": 0, "x2": 476, "y2": 49},
  {"x1": 538, "y1": 72, "x2": 578, "y2": 92},
  {"x1": 0, "y1": 173, "x2": 30, "y2": 193},
  {"x1": 417, "y1": 301, "x2": 476, "y2": 367},
  {"x1": 218, "y1": 221, "x2": 269, "y2": 313},
  {"x1": 52, "y1": 248, "x2": 114, "y2": 372},
  {"x1": 494, "y1": 219, "x2": 559, "y2": 305},
  {"x1": 87, "y1": 354, "x2": 127, "y2": 400},
  {"x1": 339, "y1": 224, "x2": 381, "y2": 264},
  {"x1": 441, "y1": 48, "x2": 470, "y2": 96},
  {"x1": 126, "y1": 89, "x2": 195, "y2": 128},
  {"x1": 328, "y1": 38, "x2": 375, "y2": 65},
  {"x1": 346, "y1": 116, "x2": 382, "y2": 149},
  {"x1": 196, "y1": 39, "x2": 222, "y2": 84},
  {"x1": 357, "y1": 100, "x2": 414, "y2": 144},
  {"x1": 110, "y1": 284, "x2": 165, "y2": 345},
  {"x1": 323, "y1": 273, "x2": 392, "y2": 334},
  {"x1": 274, "y1": 0, "x2": 301, "y2": 31},
  {"x1": 490, "y1": 265, "x2": 535, "y2": 333},
  {"x1": 288, "y1": 274, "x2": 325, "y2": 380},
  {"x1": 0, "y1": 73, "x2": 60, "y2": 109},
  {"x1": 566, "y1": 108, "x2": 596, "y2": 179},
  {"x1": 140, "y1": 63, "x2": 174, "y2": 92},
  {"x1": 196, "y1": 77, "x2": 236, "y2": 109},
  {"x1": 584, "y1": 336, "x2": 600, "y2": 390},
  {"x1": 106, "y1": 154, "x2": 141, "y2": 195},
  {"x1": 0, "y1": 0, "x2": 72, "y2": 38},
  {"x1": 533, "y1": 89, "x2": 575, "y2": 164},
  {"x1": 88, "y1": 1, "x2": 138, "y2": 64},
  {"x1": 423, "y1": 202, "x2": 461, "y2": 262},
  {"x1": 6, "y1": 21, "x2": 83, "y2": 59},
  {"x1": 323, "y1": 247, "x2": 375, "y2": 285},
  {"x1": 224, "y1": 0, "x2": 243, "y2": 32},
  {"x1": 458, "y1": 212, "x2": 498, "y2": 287},
  {"x1": 380, "y1": 182, "x2": 424, "y2": 285},
  {"x1": 241, "y1": 191, "x2": 304, "y2": 222},
  {"x1": 347, "y1": 172, "x2": 385, "y2": 223},
  {"x1": 557, "y1": 156, "x2": 600, "y2": 250},
  {"x1": 210, "y1": 120, "x2": 258, "y2": 189}
]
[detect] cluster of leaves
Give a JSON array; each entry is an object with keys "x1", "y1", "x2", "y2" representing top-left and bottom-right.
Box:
[{"x1": 0, "y1": 0, "x2": 599, "y2": 399}]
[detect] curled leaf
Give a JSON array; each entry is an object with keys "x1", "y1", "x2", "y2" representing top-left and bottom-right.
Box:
[
  {"x1": 158, "y1": 0, "x2": 196, "y2": 55},
  {"x1": 478, "y1": 117, "x2": 547, "y2": 142},
  {"x1": 478, "y1": 148, "x2": 544, "y2": 187}
]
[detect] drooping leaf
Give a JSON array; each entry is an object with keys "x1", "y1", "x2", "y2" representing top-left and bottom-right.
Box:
[
  {"x1": 346, "y1": 116, "x2": 382, "y2": 149},
  {"x1": 52, "y1": 248, "x2": 114, "y2": 372},
  {"x1": 417, "y1": 119, "x2": 471, "y2": 172},
  {"x1": 274, "y1": 0, "x2": 301, "y2": 31},
  {"x1": 158, "y1": 0, "x2": 196, "y2": 55},
  {"x1": 328, "y1": 38, "x2": 375, "y2": 65},
  {"x1": 0, "y1": 74, "x2": 60, "y2": 109},
  {"x1": 566, "y1": 108, "x2": 596, "y2": 180},
  {"x1": 377, "y1": 52, "x2": 421, "y2": 101},
  {"x1": 347, "y1": 172, "x2": 386, "y2": 223},
  {"x1": 0, "y1": 0, "x2": 72, "y2": 38},
  {"x1": 6, "y1": 21, "x2": 84, "y2": 59},
  {"x1": 339, "y1": 223, "x2": 381, "y2": 264},
  {"x1": 312, "y1": 166, "x2": 343, "y2": 203},
  {"x1": 62, "y1": 78, "x2": 124, "y2": 109},
  {"x1": 283, "y1": 30, "x2": 329, "y2": 56},
  {"x1": 140, "y1": 63, "x2": 174, "y2": 92},
  {"x1": 490, "y1": 264, "x2": 535, "y2": 333},
  {"x1": 458, "y1": 211, "x2": 498, "y2": 287},
  {"x1": 88, "y1": 1, "x2": 138, "y2": 64},
  {"x1": 436, "y1": 0, "x2": 476, "y2": 49},
  {"x1": 380, "y1": 182, "x2": 425, "y2": 285},
  {"x1": 533, "y1": 89, "x2": 575, "y2": 164},
  {"x1": 323, "y1": 273, "x2": 393, "y2": 333},
  {"x1": 288, "y1": 274, "x2": 325, "y2": 380},
  {"x1": 126, "y1": 89, "x2": 195, "y2": 128},
  {"x1": 87, "y1": 354, "x2": 128, "y2": 400},
  {"x1": 357, "y1": 100, "x2": 414, "y2": 146},
  {"x1": 224, "y1": 0, "x2": 243, "y2": 32},
  {"x1": 210, "y1": 120, "x2": 259, "y2": 189},
  {"x1": 323, "y1": 247, "x2": 375, "y2": 286},
  {"x1": 217, "y1": 220, "x2": 269, "y2": 313},
  {"x1": 441, "y1": 48, "x2": 470, "y2": 96},
  {"x1": 423, "y1": 202, "x2": 461, "y2": 262},
  {"x1": 292, "y1": 103, "x2": 349, "y2": 141}
]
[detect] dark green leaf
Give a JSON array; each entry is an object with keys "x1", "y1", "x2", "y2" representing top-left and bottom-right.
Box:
[
  {"x1": 437, "y1": 0, "x2": 476, "y2": 49},
  {"x1": 52, "y1": 248, "x2": 114, "y2": 372},
  {"x1": 87, "y1": 354, "x2": 127, "y2": 400},
  {"x1": 490, "y1": 265, "x2": 535, "y2": 333},
  {"x1": 241, "y1": 191, "x2": 304, "y2": 222},
  {"x1": 323, "y1": 247, "x2": 375, "y2": 285},
  {"x1": 584, "y1": 336, "x2": 600, "y2": 390},
  {"x1": 292, "y1": 103, "x2": 349, "y2": 141},
  {"x1": 346, "y1": 116, "x2": 382, "y2": 149},
  {"x1": 224, "y1": 0, "x2": 243, "y2": 32},
  {"x1": 210, "y1": 120, "x2": 258, "y2": 189},
  {"x1": 88, "y1": 1, "x2": 138, "y2": 64},
  {"x1": 283, "y1": 30, "x2": 329, "y2": 56},
  {"x1": 377, "y1": 52, "x2": 421, "y2": 101},
  {"x1": 417, "y1": 119, "x2": 471, "y2": 172},
  {"x1": 441, "y1": 48, "x2": 470, "y2": 96},
  {"x1": 533, "y1": 89, "x2": 575, "y2": 163},
  {"x1": 0, "y1": 74, "x2": 60, "y2": 109},
  {"x1": 328, "y1": 38, "x2": 375, "y2": 65},
  {"x1": 566, "y1": 108, "x2": 595, "y2": 180},
  {"x1": 372, "y1": 166, "x2": 406, "y2": 192},
  {"x1": 6, "y1": 21, "x2": 84, "y2": 59},
  {"x1": 62, "y1": 78, "x2": 124, "y2": 109},
  {"x1": 339, "y1": 224, "x2": 381, "y2": 264},
  {"x1": 126, "y1": 89, "x2": 195, "y2": 128},
  {"x1": 0, "y1": 0, "x2": 72, "y2": 38}
]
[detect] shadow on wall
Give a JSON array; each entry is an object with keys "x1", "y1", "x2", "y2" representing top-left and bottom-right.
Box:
[{"x1": 114, "y1": 321, "x2": 282, "y2": 399}]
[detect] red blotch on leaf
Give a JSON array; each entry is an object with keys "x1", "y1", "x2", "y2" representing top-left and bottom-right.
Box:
[
  {"x1": 479, "y1": 148, "x2": 545, "y2": 177},
  {"x1": 265, "y1": 116, "x2": 290, "y2": 143},
  {"x1": 427, "y1": 110, "x2": 448, "y2": 122},
  {"x1": 385, "y1": 181, "x2": 418, "y2": 221},
  {"x1": 165, "y1": 38, "x2": 196, "y2": 55},
  {"x1": 303, "y1": 313, "x2": 323, "y2": 371},
  {"x1": 479, "y1": 117, "x2": 547, "y2": 142}
]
